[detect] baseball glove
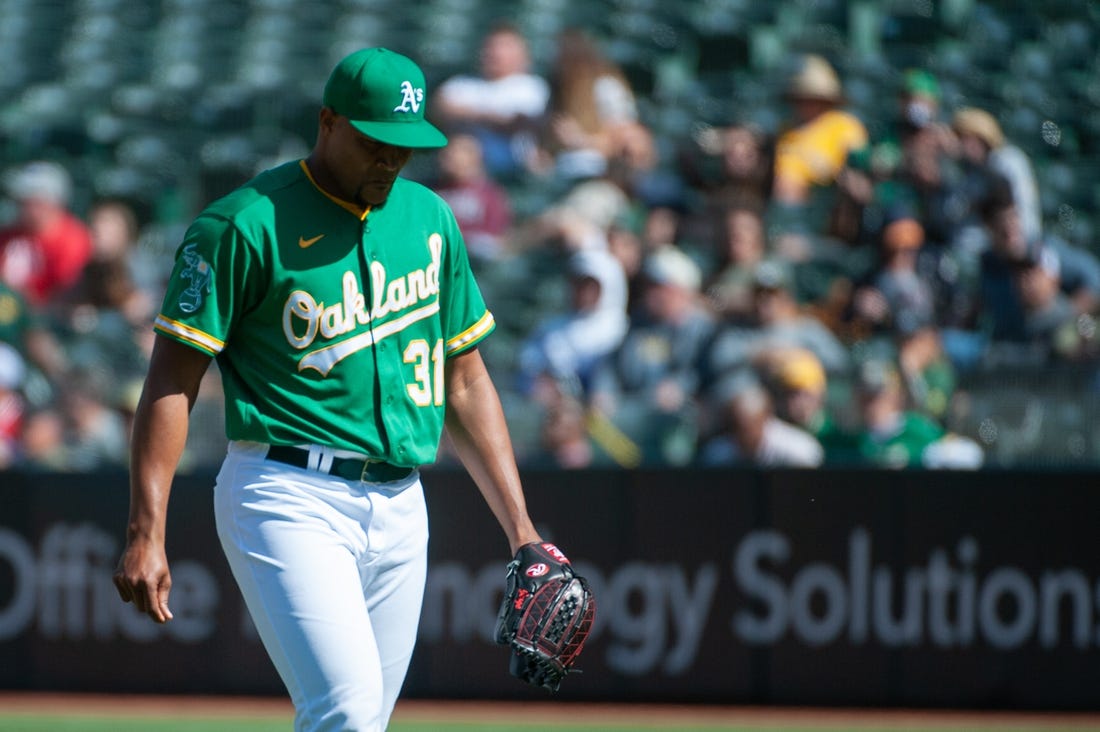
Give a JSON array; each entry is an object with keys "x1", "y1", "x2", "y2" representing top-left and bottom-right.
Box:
[{"x1": 494, "y1": 541, "x2": 596, "y2": 691}]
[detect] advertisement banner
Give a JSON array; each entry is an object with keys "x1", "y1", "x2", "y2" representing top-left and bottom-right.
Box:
[{"x1": 0, "y1": 468, "x2": 1097, "y2": 709}]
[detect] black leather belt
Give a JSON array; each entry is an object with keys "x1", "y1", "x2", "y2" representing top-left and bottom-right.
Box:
[{"x1": 265, "y1": 445, "x2": 415, "y2": 483}]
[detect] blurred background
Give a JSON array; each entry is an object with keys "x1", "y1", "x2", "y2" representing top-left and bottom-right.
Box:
[{"x1": 0, "y1": 0, "x2": 1099, "y2": 473}]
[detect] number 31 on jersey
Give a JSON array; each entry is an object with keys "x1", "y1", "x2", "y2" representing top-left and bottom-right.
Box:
[{"x1": 404, "y1": 339, "x2": 444, "y2": 407}]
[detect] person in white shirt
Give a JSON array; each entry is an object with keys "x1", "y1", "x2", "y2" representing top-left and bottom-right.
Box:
[
  {"x1": 699, "y1": 382, "x2": 824, "y2": 467},
  {"x1": 433, "y1": 22, "x2": 550, "y2": 180},
  {"x1": 517, "y1": 248, "x2": 629, "y2": 398}
]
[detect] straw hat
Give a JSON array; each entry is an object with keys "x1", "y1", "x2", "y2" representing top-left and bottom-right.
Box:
[
  {"x1": 786, "y1": 54, "x2": 843, "y2": 103},
  {"x1": 953, "y1": 107, "x2": 1005, "y2": 149}
]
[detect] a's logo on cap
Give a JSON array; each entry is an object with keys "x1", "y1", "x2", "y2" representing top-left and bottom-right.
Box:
[{"x1": 393, "y1": 81, "x2": 423, "y2": 114}]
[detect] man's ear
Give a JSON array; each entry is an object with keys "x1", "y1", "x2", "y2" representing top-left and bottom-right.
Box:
[{"x1": 318, "y1": 106, "x2": 338, "y2": 135}]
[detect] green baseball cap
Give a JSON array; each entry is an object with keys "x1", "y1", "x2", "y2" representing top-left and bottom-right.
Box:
[
  {"x1": 903, "y1": 69, "x2": 940, "y2": 100},
  {"x1": 322, "y1": 47, "x2": 448, "y2": 149}
]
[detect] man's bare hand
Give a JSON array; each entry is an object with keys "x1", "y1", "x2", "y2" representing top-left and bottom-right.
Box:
[{"x1": 113, "y1": 539, "x2": 174, "y2": 624}]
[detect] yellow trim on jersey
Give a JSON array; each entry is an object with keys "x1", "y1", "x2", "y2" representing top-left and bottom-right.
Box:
[
  {"x1": 298, "y1": 160, "x2": 370, "y2": 220},
  {"x1": 446, "y1": 311, "x2": 495, "y2": 355},
  {"x1": 154, "y1": 314, "x2": 226, "y2": 355}
]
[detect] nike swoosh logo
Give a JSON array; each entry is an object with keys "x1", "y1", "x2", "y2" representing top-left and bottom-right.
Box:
[{"x1": 298, "y1": 234, "x2": 324, "y2": 249}]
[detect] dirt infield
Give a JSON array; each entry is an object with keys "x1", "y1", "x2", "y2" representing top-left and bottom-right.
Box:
[
  {"x1": 2, "y1": 693, "x2": 1099, "y2": 729},
  {"x1": 398, "y1": 702, "x2": 1100, "y2": 730}
]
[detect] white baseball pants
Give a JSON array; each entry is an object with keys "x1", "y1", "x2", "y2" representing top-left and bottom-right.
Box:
[{"x1": 214, "y1": 441, "x2": 428, "y2": 732}]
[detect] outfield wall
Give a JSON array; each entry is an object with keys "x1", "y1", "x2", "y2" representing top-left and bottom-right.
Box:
[{"x1": 1, "y1": 468, "x2": 1097, "y2": 710}]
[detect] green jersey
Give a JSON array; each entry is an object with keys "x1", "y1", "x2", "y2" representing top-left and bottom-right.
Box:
[
  {"x1": 155, "y1": 160, "x2": 494, "y2": 467},
  {"x1": 856, "y1": 411, "x2": 944, "y2": 468},
  {"x1": 0, "y1": 281, "x2": 37, "y2": 348}
]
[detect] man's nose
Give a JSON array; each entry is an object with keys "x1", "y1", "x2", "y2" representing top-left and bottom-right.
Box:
[{"x1": 377, "y1": 146, "x2": 406, "y2": 170}]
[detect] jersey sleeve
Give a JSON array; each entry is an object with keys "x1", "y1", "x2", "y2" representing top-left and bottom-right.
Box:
[
  {"x1": 153, "y1": 214, "x2": 260, "y2": 356},
  {"x1": 437, "y1": 208, "x2": 495, "y2": 357}
]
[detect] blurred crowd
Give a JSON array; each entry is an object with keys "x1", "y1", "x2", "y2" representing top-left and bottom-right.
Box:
[{"x1": 2, "y1": 21, "x2": 1098, "y2": 473}]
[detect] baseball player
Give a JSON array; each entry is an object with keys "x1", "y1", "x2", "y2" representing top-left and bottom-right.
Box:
[{"x1": 113, "y1": 48, "x2": 545, "y2": 731}]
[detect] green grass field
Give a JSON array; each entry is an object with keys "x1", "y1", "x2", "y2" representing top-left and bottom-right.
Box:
[
  {"x1": 3, "y1": 697, "x2": 1098, "y2": 732},
  {"x1": 2, "y1": 716, "x2": 1098, "y2": 732}
]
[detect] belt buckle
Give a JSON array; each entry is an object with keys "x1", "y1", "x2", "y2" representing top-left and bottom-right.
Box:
[{"x1": 359, "y1": 457, "x2": 379, "y2": 482}]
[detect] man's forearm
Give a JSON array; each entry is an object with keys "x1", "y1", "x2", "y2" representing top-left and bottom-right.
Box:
[
  {"x1": 126, "y1": 389, "x2": 192, "y2": 542},
  {"x1": 125, "y1": 335, "x2": 212, "y2": 542}
]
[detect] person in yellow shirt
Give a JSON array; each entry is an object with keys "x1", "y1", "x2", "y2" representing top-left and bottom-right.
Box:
[{"x1": 773, "y1": 54, "x2": 868, "y2": 204}]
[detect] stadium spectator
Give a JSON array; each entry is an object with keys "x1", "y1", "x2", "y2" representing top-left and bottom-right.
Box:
[
  {"x1": 48, "y1": 198, "x2": 154, "y2": 401},
  {"x1": 430, "y1": 132, "x2": 513, "y2": 262},
  {"x1": 594, "y1": 248, "x2": 712, "y2": 405},
  {"x1": 772, "y1": 54, "x2": 869, "y2": 206},
  {"x1": 953, "y1": 106, "x2": 1043, "y2": 245},
  {"x1": 0, "y1": 280, "x2": 39, "y2": 352},
  {"x1": 679, "y1": 123, "x2": 775, "y2": 214},
  {"x1": 520, "y1": 167, "x2": 634, "y2": 257},
  {"x1": 896, "y1": 326, "x2": 957, "y2": 423},
  {"x1": 605, "y1": 215, "x2": 646, "y2": 311},
  {"x1": 0, "y1": 161, "x2": 93, "y2": 307},
  {"x1": 832, "y1": 69, "x2": 987, "y2": 258},
  {"x1": 844, "y1": 204, "x2": 936, "y2": 340},
  {"x1": 703, "y1": 202, "x2": 769, "y2": 322},
  {"x1": 16, "y1": 405, "x2": 68, "y2": 471},
  {"x1": 701, "y1": 260, "x2": 851, "y2": 395},
  {"x1": 0, "y1": 279, "x2": 67, "y2": 384},
  {"x1": 755, "y1": 346, "x2": 857, "y2": 463},
  {"x1": 889, "y1": 113, "x2": 978, "y2": 252},
  {"x1": 517, "y1": 247, "x2": 629, "y2": 398},
  {"x1": 697, "y1": 381, "x2": 823, "y2": 467},
  {"x1": 432, "y1": 22, "x2": 550, "y2": 181},
  {"x1": 850, "y1": 359, "x2": 944, "y2": 468},
  {"x1": 62, "y1": 198, "x2": 156, "y2": 326},
  {"x1": 0, "y1": 342, "x2": 26, "y2": 467},
  {"x1": 746, "y1": 260, "x2": 852, "y2": 376},
  {"x1": 589, "y1": 246, "x2": 715, "y2": 463},
  {"x1": 978, "y1": 182, "x2": 1100, "y2": 345},
  {"x1": 632, "y1": 205, "x2": 702, "y2": 271},
  {"x1": 528, "y1": 389, "x2": 621, "y2": 469},
  {"x1": 896, "y1": 70, "x2": 952, "y2": 143},
  {"x1": 536, "y1": 27, "x2": 647, "y2": 185},
  {"x1": 1010, "y1": 252, "x2": 1080, "y2": 361},
  {"x1": 829, "y1": 69, "x2": 952, "y2": 247},
  {"x1": 58, "y1": 365, "x2": 128, "y2": 471},
  {"x1": 921, "y1": 431, "x2": 985, "y2": 469}
]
